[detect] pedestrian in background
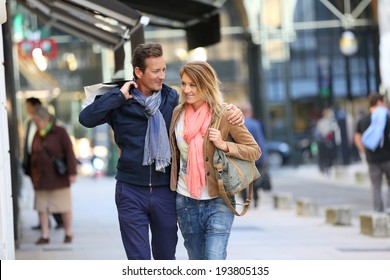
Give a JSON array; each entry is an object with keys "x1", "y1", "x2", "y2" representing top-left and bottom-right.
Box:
[
  {"x1": 22, "y1": 97, "x2": 64, "y2": 230},
  {"x1": 31, "y1": 106, "x2": 77, "y2": 245},
  {"x1": 240, "y1": 102, "x2": 271, "y2": 208},
  {"x1": 335, "y1": 106, "x2": 354, "y2": 165},
  {"x1": 355, "y1": 93, "x2": 390, "y2": 213},
  {"x1": 169, "y1": 61, "x2": 261, "y2": 259},
  {"x1": 79, "y1": 43, "x2": 244, "y2": 260},
  {"x1": 314, "y1": 108, "x2": 340, "y2": 174}
]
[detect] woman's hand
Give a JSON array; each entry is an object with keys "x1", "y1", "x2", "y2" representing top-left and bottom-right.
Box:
[
  {"x1": 69, "y1": 175, "x2": 77, "y2": 184},
  {"x1": 120, "y1": 81, "x2": 138, "y2": 100},
  {"x1": 226, "y1": 104, "x2": 244, "y2": 125},
  {"x1": 208, "y1": 128, "x2": 228, "y2": 152}
]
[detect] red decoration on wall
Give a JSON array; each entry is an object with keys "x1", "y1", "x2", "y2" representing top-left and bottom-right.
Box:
[{"x1": 17, "y1": 38, "x2": 58, "y2": 59}]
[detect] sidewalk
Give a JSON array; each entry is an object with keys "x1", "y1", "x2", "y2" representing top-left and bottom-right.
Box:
[
  {"x1": 281, "y1": 162, "x2": 371, "y2": 189},
  {"x1": 15, "y1": 166, "x2": 390, "y2": 260}
]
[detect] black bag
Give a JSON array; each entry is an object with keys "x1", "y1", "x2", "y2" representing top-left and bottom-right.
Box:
[
  {"x1": 53, "y1": 158, "x2": 68, "y2": 176},
  {"x1": 42, "y1": 141, "x2": 68, "y2": 176}
]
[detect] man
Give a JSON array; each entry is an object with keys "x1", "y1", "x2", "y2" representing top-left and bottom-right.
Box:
[
  {"x1": 79, "y1": 43, "x2": 243, "y2": 260},
  {"x1": 23, "y1": 97, "x2": 63, "y2": 230},
  {"x1": 240, "y1": 102, "x2": 271, "y2": 208},
  {"x1": 355, "y1": 93, "x2": 390, "y2": 213}
]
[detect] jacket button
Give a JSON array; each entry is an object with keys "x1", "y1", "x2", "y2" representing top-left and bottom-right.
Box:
[
  {"x1": 207, "y1": 172, "x2": 210, "y2": 176},
  {"x1": 205, "y1": 157, "x2": 209, "y2": 162}
]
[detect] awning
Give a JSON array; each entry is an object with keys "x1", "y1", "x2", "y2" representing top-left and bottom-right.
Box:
[
  {"x1": 123, "y1": 0, "x2": 224, "y2": 50},
  {"x1": 16, "y1": 0, "x2": 145, "y2": 49},
  {"x1": 16, "y1": 0, "x2": 225, "y2": 50}
]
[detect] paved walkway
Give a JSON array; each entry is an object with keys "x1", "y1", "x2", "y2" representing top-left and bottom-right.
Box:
[{"x1": 15, "y1": 164, "x2": 390, "y2": 260}]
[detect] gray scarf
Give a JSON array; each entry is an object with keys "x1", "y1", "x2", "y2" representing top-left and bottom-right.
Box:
[{"x1": 131, "y1": 88, "x2": 171, "y2": 172}]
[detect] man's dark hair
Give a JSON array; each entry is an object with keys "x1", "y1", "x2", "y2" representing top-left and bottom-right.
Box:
[
  {"x1": 26, "y1": 97, "x2": 41, "y2": 106},
  {"x1": 131, "y1": 43, "x2": 163, "y2": 79},
  {"x1": 368, "y1": 93, "x2": 384, "y2": 108}
]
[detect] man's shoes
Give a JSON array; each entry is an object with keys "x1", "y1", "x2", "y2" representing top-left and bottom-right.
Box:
[
  {"x1": 64, "y1": 235, "x2": 72, "y2": 243},
  {"x1": 35, "y1": 237, "x2": 50, "y2": 245}
]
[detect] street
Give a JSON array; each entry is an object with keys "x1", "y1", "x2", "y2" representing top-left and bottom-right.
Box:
[{"x1": 15, "y1": 163, "x2": 390, "y2": 260}]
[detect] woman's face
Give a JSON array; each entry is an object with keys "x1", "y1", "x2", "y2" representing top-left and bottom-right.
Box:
[
  {"x1": 33, "y1": 116, "x2": 48, "y2": 130},
  {"x1": 181, "y1": 73, "x2": 204, "y2": 110}
]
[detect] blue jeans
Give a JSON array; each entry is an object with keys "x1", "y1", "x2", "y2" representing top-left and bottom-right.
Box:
[
  {"x1": 115, "y1": 181, "x2": 178, "y2": 260},
  {"x1": 176, "y1": 193, "x2": 235, "y2": 260}
]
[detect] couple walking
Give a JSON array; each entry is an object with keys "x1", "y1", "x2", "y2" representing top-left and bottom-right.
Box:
[{"x1": 79, "y1": 43, "x2": 260, "y2": 260}]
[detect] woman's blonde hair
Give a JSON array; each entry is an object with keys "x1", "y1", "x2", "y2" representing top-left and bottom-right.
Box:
[{"x1": 179, "y1": 61, "x2": 224, "y2": 114}]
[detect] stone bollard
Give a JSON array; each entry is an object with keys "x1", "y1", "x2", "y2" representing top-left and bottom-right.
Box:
[
  {"x1": 273, "y1": 192, "x2": 293, "y2": 210},
  {"x1": 296, "y1": 198, "x2": 318, "y2": 216},
  {"x1": 334, "y1": 166, "x2": 347, "y2": 179},
  {"x1": 325, "y1": 206, "x2": 352, "y2": 226},
  {"x1": 359, "y1": 211, "x2": 390, "y2": 237},
  {"x1": 355, "y1": 171, "x2": 368, "y2": 184}
]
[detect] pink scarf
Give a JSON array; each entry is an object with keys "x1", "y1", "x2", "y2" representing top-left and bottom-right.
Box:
[{"x1": 183, "y1": 102, "x2": 212, "y2": 198}]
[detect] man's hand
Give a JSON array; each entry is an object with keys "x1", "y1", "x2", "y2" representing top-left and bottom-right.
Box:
[
  {"x1": 120, "y1": 81, "x2": 138, "y2": 100},
  {"x1": 354, "y1": 132, "x2": 367, "y2": 162},
  {"x1": 226, "y1": 104, "x2": 244, "y2": 125},
  {"x1": 359, "y1": 151, "x2": 366, "y2": 162}
]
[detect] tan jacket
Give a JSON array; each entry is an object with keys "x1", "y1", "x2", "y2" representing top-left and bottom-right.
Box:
[{"x1": 169, "y1": 104, "x2": 261, "y2": 197}]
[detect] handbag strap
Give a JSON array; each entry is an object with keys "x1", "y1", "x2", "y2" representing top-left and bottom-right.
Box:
[
  {"x1": 41, "y1": 140, "x2": 55, "y2": 160},
  {"x1": 216, "y1": 175, "x2": 253, "y2": 216},
  {"x1": 211, "y1": 105, "x2": 227, "y2": 129},
  {"x1": 212, "y1": 105, "x2": 252, "y2": 216}
]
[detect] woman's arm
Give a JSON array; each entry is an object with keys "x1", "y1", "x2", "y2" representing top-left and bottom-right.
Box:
[{"x1": 209, "y1": 110, "x2": 261, "y2": 161}]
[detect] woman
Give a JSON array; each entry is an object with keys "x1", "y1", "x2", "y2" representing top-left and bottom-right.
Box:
[
  {"x1": 315, "y1": 108, "x2": 340, "y2": 174},
  {"x1": 31, "y1": 106, "x2": 77, "y2": 245},
  {"x1": 169, "y1": 61, "x2": 261, "y2": 259}
]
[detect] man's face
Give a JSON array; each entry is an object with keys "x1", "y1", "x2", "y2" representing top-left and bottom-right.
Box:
[
  {"x1": 378, "y1": 99, "x2": 386, "y2": 107},
  {"x1": 136, "y1": 56, "x2": 166, "y2": 95},
  {"x1": 26, "y1": 103, "x2": 36, "y2": 116}
]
